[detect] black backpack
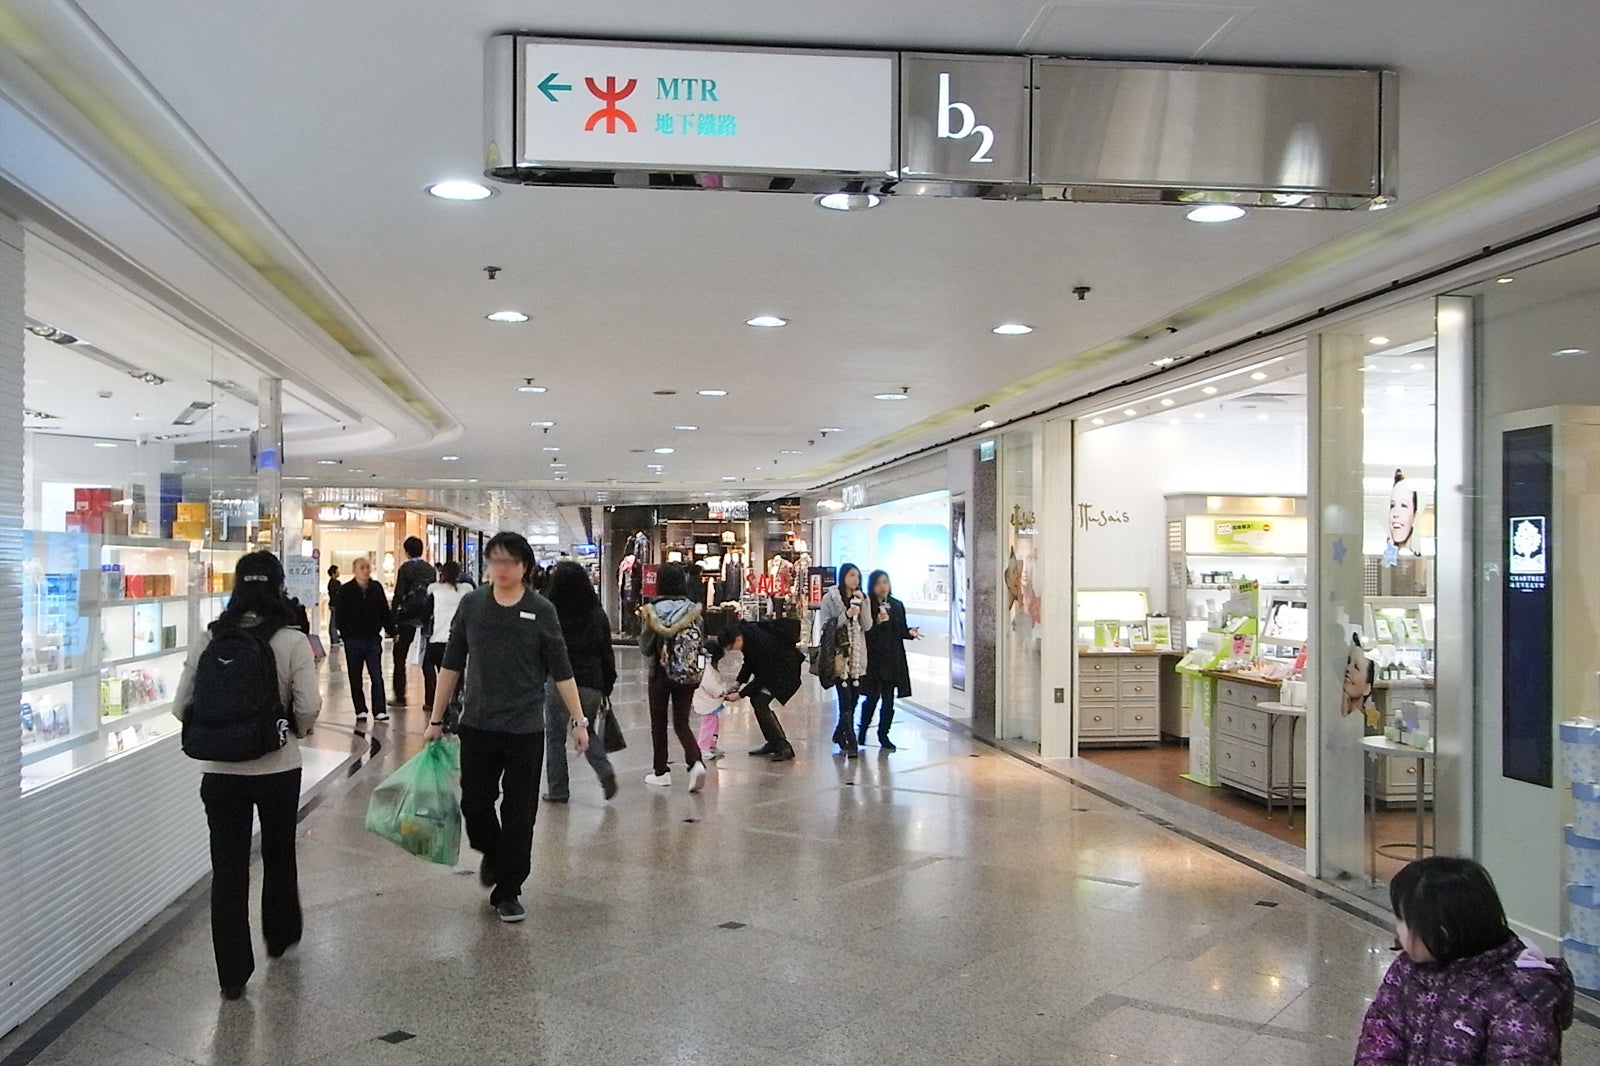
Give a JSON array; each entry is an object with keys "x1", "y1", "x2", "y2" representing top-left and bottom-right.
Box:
[
  {"x1": 182, "y1": 622, "x2": 291, "y2": 762},
  {"x1": 394, "y1": 565, "x2": 432, "y2": 626}
]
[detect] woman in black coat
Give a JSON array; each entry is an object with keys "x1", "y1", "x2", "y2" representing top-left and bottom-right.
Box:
[{"x1": 859, "y1": 569, "x2": 919, "y2": 752}]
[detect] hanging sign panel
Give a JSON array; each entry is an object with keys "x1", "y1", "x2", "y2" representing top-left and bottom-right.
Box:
[{"x1": 510, "y1": 39, "x2": 896, "y2": 174}]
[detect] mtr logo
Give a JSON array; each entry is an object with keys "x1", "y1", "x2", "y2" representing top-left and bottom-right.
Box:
[{"x1": 581, "y1": 76, "x2": 720, "y2": 134}]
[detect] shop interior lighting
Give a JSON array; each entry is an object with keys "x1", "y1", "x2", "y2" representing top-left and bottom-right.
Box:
[
  {"x1": 427, "y1": 180, "x2": 494, "y2": 201},
  {"x1": 530, "y1": 420, "x2": 555, "y2": 428},
  {"x1": 1385, "y1": 386, "x2": 1405, "y2": 397},
  {"x1": 1185, "y1": 204, "x2": 1246, "y2": 223},
  {"x1": 28, "y1": 317, "x2": 168, "y2": 385},
  {"x1": 992, "y1": 323, "x2": 1034, "y2": 336},
  {"x1": 674, "y1": 425, "x2": 699, "y2": 431},
  {"x1": 1160, "y1": 398, "x2": 1175, "y2": 407},
  {"x1": 517, "y1": 380, "x2": 547, "y2": 393},
  {"x1": 1257, "y1": 414, "x2": 1270, "y2": 422},
  {"x1": 873, "y1": 392, "x2": 910, "y2": 401},
  {"x1": 780, "y1": 449, "x2": 802, "y2": 454},
  {"x1": 1193, "y1": 412, "x2": 1206, "y2": 419},
  {"x1": 1411, "y1": 362, "x2": 1427, "y2": 370},
  {"x1": 745, "y1": 315, "x2": 788, "y2": 328},
  {"x1": 1091, "y1": 417, "x2": 1106, "y2": 426},
  {"x1": 93, "y1": 441, "x2": 118, "y2": 448},
  {"x1": 721, "y1": 476, "x2": 738, "y2": 481},
  {"x1": 441, "y1": 455, "x2": 460, "y2": 461},
  {"x1": 815, "y1": 193, "x2": 880, "y2": 211},
  {"x1": 317, "y1": 459, "x2": 340, "y2": 465},
  {"x1": 654, "y1": 447, "x2": 675, "y2": 454},
  {"x1": 1368, "y1": 336, "x2": 1391, "y2": 346},
  {"x1": 1123, "y1": 408, "x2": 1137, "y2": 417},
  {"x1": 1151, "y1": 357, "x2": 1177, "y2": 367},
  {"x1": 1201, "y1": 386, "x2": 1219, "y2": 395},
  {"x1": 170, "y1": 400, "x2": 214, "y2": 426},
  {"x1": 978, "y1": 419, "x2": 998, "y2": 429},
  {"x1": 486, "y1": 310, "x2": 529, "y2": 323},
  {"x1": 1367, "y1": 197, "x2": 1392, "y2": 211},
  {"x1": 1552, "y1": 348, "x2": 1590, "y2": 357},
  {"x1": 697, "y1": 389, "x2": 728, "y2": 397},
  {"x1": 1495, "y1": 276, "x2": 1515, "y2": 284},
  {"x1": 819, "y1": 427, "x2": 842, "y2": 433},
  {"x1": 543, "y1": 446, "x2": 560, "y2": 452},
  {"x1": 1250, "y1": 371, "x2": 1268, "y2": 381}
]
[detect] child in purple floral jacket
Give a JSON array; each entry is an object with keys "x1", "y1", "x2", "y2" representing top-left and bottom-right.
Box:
[{"x1": 1357, "y1": 857, "x2": 1575, "y2": 1065}]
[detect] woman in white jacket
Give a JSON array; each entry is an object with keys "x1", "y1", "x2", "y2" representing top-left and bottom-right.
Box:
[
  {"x1": 818, "y1": 562, "x2": 872, "y2": 757},
  {"x1": 172, "y1": 551, "x2": 321, "y2": 1001}
]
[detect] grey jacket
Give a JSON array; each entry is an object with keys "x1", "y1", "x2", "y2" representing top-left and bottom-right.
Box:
[{"x1": 639, "y1": 597, "x2": 703, "y2": 660}]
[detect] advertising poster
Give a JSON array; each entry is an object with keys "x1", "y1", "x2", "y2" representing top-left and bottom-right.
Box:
[{"x1": 951, "y1": 500, "x2": 967, "y2": 691}]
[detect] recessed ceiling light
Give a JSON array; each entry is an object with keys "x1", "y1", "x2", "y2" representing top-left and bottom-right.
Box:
[
  {"x1": 780, "y1": 449, "x2": 802, "y2": 455},
  {"x1": 427, "y1": 180, "x2": 493, "y2": 201},
  {"x1": 978, "y1": 419, "x2": 997, "y2": 429},
  {"x1": 1151, "y1": 357, "x2": 1177, "y2": 367},
  {"x1": 1495, "y1": 276, "x2": 1515, "y2": 284},
  {"x1": 1552, "y1": 348, "x2": 1590, "y2": 357},
  {"x1": 1369, "y1": 336, "x2": 1391, "y2": 346},
  {"x1": 674, "y1": 425, "x2": 699, "y2": 431},
  {"x1": 441, "y1": 455, "x2": 460, "y2": 461},
  {"x1": 1186, "y1": 204, "x2": 1246, "y2": 223},
  {"x1": 531, "y1": 420, "x2": 555, "y2": 428},
  {"x1": 873, "y1": 392, "x2": 909, "y2": 401},
  {"x1": 992, "y1": 323, "x2": 1034, "y2": 336},
  {"x1": 746, "y1": 315, "x2": 788, "y2": 328},
  {"x1": 654, "y1": 447, "x2": 675, "y2": 455},
  {"x1": 350, "y1": 468, "x2": 364, "y2": 473},
  {"x1": 815, "y1": 192, "x2": 881, "y2": 211},
  {"x1": 1410, "y1": 362, "x2": 1427, "y2": 370},
  {"x1": 721, "y1": 476, "x2": 738, "y2": 481},
  {"x1": 1386, "y1": 386, "x2": 1405, "y2": 397},
  {"x1": 1193, "y1": 412, "x2": 1207, "y2": 420},
  {"x1": 1160, "y1": 398, "x2": 1175, "y2": 407},
  {"x1": 1091, "y1": 417, "x2": 1105, "y2": 426},
  {"x1": 1367, "y1": 197, "x2": 1392, "y2": 211},
  {"x1": 486, "y1": 310, "x2": 528, "y2": 323},
  {"x1": 517, "y1": 384, "x2": 547, "y2": 394},
  {"x1": 1250, "y1": 371, "x2": 1268, "y2": 381},
  {"x1": 93, "y1": 441, "x2": 118, "y2": 448},
  {"x1": 1257, "y1": 414, "x2": 1270, "y2": 422},
  {"x1": 1201, "y1": 386, "x2": 1219, "y2": 395},
  {"x1": 543, "y1": 446, "x2": 560, "y2": 452},
  {"x1": 697, "y1": 389, "x2": 728, "y2": 397},
  {"x1": 1123, "y1": 408, "x2": 1137, "y2": 417},
  {"x1": 820, "y1": 427, "x2": 842, "y2": 434},
  {"x1": 550, "y1": 461, "x2": 565, "y2": 467},
  {"x1": 317, "y1": 459, "x2": 340, "y2": 465}
]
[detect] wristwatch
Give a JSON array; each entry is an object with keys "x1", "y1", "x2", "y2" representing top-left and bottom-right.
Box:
[{"x1": 570, "y1": 717, "x2": 589, "y2": 731}]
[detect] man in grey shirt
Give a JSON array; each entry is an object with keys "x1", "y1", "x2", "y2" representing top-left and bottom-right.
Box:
[{"x1": 425, "y1": 532, "x2": 589, "y2": 923}]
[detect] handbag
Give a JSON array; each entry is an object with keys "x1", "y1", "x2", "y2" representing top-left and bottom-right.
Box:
[{"x1": 601, "y1": 696, "x2": 627, "y2": 752}]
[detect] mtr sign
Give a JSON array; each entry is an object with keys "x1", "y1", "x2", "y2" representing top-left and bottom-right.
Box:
[{"x1": 516, "y1": 40, "x2": 895, "y2": 173}]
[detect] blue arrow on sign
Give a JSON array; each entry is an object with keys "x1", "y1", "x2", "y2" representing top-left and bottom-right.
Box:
[{"x1": 537, "y1": 72, "x2": 572, "y2": 102}]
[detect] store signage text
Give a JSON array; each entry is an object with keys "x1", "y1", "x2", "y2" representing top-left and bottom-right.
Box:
[
  {"x1": 1077, "y1": 503, "x2": 1131, "y2": 531},
  {"x1": 707, "y1": 500, "x2": 749, "y2": 521},
  {"x1": 317, "y1": 506, "x2": 383, "y2": 523},
  {"x1": 937, "y1": 73, "x2": 995, "y2": 163},
  {"x1": 840, "y1": 484, "x2": 868, "y2": 510}
]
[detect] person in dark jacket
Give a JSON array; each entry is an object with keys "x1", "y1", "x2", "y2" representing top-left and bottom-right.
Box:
[
  {"x1": 721, "y1": 618, "x2": 802, "y2": 763},
  {"x1": 1356, "y1": 856, "x2": 1574, "y2": 1065},
  {"x1": 390, "y1": 536, "x2": 436, "y2": 704},
  {"x1": 334, "y1": 556, "x2": 394, "y2": 721},
  {"x1": 541, "y1": 561, "x2": 618, "y2": 803},
  {"x1": 859, "y1": 569, "x2": 919, "y2": 752},
  {"x1": 325, "y1": 564, "x2": 341, "y2": 646}
]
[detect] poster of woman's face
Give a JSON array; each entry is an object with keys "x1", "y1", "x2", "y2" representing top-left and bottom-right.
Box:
[
  {"x1": 1341, "y1": 639, "x2": 1373, "y2": 718},
  {"x1": 1388, "y1": 478, "x2": 1418, "y2": 549}
]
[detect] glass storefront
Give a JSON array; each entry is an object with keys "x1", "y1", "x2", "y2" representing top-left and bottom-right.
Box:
[{"x1": 997, "y1": 430, "x2": 1042, "y2": 748}]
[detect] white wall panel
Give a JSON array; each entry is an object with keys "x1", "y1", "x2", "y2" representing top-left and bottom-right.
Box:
[{"x1": 0, "y1": 223, "x2": 210, "y2": 1038}]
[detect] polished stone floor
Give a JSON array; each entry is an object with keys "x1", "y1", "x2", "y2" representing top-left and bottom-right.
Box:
[{"x1": 5, "y1": 651, "x2": 1596, "y2": 1066}]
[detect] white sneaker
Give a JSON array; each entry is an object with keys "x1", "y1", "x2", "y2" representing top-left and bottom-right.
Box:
[
  {"x1": 645, "y1": 771, "x2": 671, "y2": 787},
  {"x1": 687, "y1": 761, "x2": 707, "y2": 793}
]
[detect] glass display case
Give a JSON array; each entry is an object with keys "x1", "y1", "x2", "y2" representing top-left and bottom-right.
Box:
[
  {"x1": 20, "y1": 532, "x2": 198, "y2": 791},
  {"x1": 1165, "y1": 494, "x2": 1308, "y2": 649}
]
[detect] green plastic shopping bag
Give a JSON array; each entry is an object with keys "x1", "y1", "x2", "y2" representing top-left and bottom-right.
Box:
[{"x1": 365, "y1": 738, "x2": 462, "y2": 865}]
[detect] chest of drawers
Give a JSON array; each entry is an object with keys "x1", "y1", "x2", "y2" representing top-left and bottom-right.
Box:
[{"x1": 1078, "y1": 654, "x2": 1175, "y2": 747}]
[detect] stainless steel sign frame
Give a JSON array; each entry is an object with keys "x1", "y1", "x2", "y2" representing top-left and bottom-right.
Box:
[{"x1": 486, "y1": 36, "x2": 1396, "y2": 210}]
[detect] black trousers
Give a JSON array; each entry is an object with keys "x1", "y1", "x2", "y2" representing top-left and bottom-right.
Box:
[
  {"x1": 422, "y1": 641, "x2": 446, "y2": 710},
  {"x1": 200, "y1": 768, "x2": 302, "y2": 990},
  {"x1": 835, "y1": 680, "x2": 862, "y2": 734},
  {"x1": 458, "y1": 725, "x2": 542, "y2": 906},
  {"x1": 343, "y1": 636, "x2": 384, "y2": 717},
  {"x1": 648, "y1": 670, "x2": 703, "y2": 776},
  {"x1": 749, "y1": 689, "x2": 790, "y2": 750},
  {"x1": 860, "y1": 684, "x2": 898, "y2": 739},
  {"x1": 392, "y1": 624, "x2": 420, "y2": 698}
]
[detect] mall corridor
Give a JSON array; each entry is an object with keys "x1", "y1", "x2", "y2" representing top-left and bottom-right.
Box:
[{"x1": 2, "y1": 656, "x2": 1589, "y2": 1066}]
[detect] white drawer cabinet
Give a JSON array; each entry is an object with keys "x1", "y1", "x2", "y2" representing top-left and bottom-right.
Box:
[
  {"x1": 1077, "y1": 654, "x2": 1171, "y2": 747},
  {"x1": 1214, "y1": 675, "x2": 1305, "y2": 805}
]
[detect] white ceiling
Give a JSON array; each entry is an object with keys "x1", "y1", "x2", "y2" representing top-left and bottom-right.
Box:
[{"x1": 4, "y1": 0, "x2": 1600, "y2": 497}]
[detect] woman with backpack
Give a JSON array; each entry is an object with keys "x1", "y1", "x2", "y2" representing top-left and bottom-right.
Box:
[
  {"x1": 542, "y1": 561, "x2": 620, "y2": 803},
  {"x1": 818, "y1": 562, "x2": 872, "y2": 757},
  {"x1": 172, "y1": 551, "x2": 322, "y2": 1001},
  {"x1": 638, "y1": 562, "x2": 708, "y2": 791}
]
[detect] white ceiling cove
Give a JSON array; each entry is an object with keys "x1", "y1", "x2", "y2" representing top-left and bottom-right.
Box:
[{"x1": 2, "y1": 0, "x2": 1598, "y2": 497}]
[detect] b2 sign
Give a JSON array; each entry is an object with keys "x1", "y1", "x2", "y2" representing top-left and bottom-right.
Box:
[
  {"x1": 517, "y1": 40, "x2": 895, "y2": 174},
  {"x1": 899, "y1": 54, "x2": 1030, "y2": 183}
]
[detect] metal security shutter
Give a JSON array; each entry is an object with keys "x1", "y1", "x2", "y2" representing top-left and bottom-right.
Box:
[{"x1": 0, "y1": 224, "x2": 209, "y2": 1036}]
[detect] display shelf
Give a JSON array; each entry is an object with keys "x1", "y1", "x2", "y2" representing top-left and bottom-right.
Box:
[
  {"x1": 86, "y1": 594, "x2": 192, "y2": 609},
  {"x1": 20, "y1": 729, "x2": 99, "y2": 766},
  {"x1": 21, "y1": 664, "x2": 100, "y2": 688},
  {"x1": 101, "y1": 647, "x2": 185, "y2": 670},
  {"x1": 101, "y1": 699, "x2": 176, "y2": 730}
]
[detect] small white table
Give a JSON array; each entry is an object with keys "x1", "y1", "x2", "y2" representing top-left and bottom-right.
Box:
[
  {"x1": 1256, "y1": 702, "x2": 1308, "y2": 827},
  {"x1": 1361, "y1": 735, "x2": 1435, "y2": 883}
]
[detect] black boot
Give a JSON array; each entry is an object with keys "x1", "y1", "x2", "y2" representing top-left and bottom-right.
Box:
[{"x1": 838, "y1": 712, "x2": 859, "y2": 756}]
